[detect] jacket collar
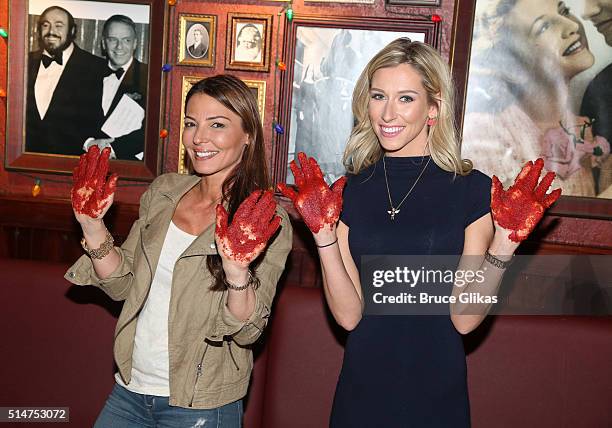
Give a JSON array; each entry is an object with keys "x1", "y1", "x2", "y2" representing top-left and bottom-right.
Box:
[
  {"x1": 143, "y1": 174, "x2": 219, "y2": 259},
  {"x1": 159, "y1": 174, "x2": 201, "y2": 203}
]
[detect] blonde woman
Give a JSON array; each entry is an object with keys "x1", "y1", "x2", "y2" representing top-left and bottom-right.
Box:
[{"x1": 279, "y1": 38, "x2": 560, "y2": 426}]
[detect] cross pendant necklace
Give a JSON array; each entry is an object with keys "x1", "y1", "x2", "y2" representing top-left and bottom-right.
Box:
[
  {"x1": 387, "y1": 208, "x2": 400, "y2": 220},
  {"x1": 382, "y1": 154, "x2": 431, "y2": 221}
]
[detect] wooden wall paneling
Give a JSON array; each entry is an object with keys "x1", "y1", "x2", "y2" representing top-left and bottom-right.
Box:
[{"x1": 0, "y1": 196, "x2": 139, "y2": 262}]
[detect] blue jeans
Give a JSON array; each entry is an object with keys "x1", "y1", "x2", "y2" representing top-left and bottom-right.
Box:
[{"x1": 94, "y1": 383, "x2": 242, "y2": 428}]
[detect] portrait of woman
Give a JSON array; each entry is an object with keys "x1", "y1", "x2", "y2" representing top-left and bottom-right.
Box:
[
  {"x1": 234, "y1": 23, "x2": 262, "y2": 63},
  {"x1": 462, "y1": 0, "x2": 611, "y2": 197}
]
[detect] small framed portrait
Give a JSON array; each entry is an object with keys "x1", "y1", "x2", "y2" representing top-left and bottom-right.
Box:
[
  {"x1": 178, "y1": 14, "x2": 216, "y2": 67},
  {"x1": 225, "y1": 13, "x2": 272, "y2": 72}
]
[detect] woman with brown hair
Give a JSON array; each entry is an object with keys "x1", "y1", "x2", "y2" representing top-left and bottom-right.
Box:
[
  {"x1": 280, "y1": 38, "x2": 560, "y2": 427},
  {"x1": 66, "y1": 75, "x2": 292, "y2": 427}
]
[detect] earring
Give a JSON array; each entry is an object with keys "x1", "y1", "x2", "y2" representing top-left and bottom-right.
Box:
[{"x1": 426, "y1": 117, "x2": 437, "y2": 127}]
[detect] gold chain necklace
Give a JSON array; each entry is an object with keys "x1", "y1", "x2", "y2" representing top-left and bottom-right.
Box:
[{"x1": 382, "y1": 155, "x2": 431, "y2": 220}]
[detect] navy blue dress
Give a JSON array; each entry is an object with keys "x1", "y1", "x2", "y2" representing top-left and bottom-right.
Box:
[{"x1": 330, "y1": 156, "x2": 491, "y2": 428}]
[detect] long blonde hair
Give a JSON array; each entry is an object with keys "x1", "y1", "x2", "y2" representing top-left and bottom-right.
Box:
[{"x1": 343, "y1": 38, "x2": 472, "y2": 176}]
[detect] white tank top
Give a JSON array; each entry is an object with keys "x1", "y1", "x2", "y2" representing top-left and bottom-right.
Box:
[{"x1": 115, "y1": 221, "x2": 197, "y2": 396}]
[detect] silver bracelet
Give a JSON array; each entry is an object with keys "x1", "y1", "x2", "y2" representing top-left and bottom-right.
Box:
[{"x1": 223, "y1": 270, "x2": 258, "y2": 291}]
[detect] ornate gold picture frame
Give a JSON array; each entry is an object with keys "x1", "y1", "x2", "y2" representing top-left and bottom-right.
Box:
[{"x1": 177, "y1": 14, "x2": 216, "y2": 67}]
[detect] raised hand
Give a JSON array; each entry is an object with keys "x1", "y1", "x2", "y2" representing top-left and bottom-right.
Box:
[
  {"x1": 215, "y1": 190, "x2": 282, "y2": 265},
  {"x1": 491, "y1": 158, "x2": 561, "y2": 243},
  {"x1": 277, "y1": 152, "x2": 347, "y2": 234},
  {"x1": 84, "y1": 137, "x2": 116, "y2": 158},
  {"x1": 71, "y1": 145, "x2": 118, "y2": 220}
]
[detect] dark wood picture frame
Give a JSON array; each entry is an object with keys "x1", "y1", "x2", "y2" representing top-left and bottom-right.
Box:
[
  {"x1": 450, "y1": 0, "x2": 612, "y2": 220},
  {"x1": 271, "y1": 14, "x2": 441, "y2": 185},
  {"x1": 5, "y1": 0, "x2": 166, "y2": 181},
  {"x1": 225, "y1": 13, "x2": 272, "y2": 72}
]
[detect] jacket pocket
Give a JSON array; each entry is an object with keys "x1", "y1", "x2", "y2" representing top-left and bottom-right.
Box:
[
  {"x1": 222, "y1": 339, "x2": 251, "y2": 386},
  {"x1": 189, "y1": 342, "x2": 209, "y2": 407}
]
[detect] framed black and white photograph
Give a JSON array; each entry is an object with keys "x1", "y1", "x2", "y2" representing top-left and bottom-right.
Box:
[
  {"x1": 226, "y1": 13, "x2": 272, "y2": 72},
  {"x1": 452, "y1": 0, "x2": 612, "y2": 204},
  {"x1": 177, "y1": 14, "x2": 216, "y2": 67},
  {"x1": 5, "y1": 0, "x2": 165, "y2": 180},
  {"x1": 272, "y1": 15, "x2": 441, "y2": 185}
]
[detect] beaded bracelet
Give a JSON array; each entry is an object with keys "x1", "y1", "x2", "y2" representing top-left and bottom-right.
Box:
[
  {"x1": 484, "y1": 250, "x2": 513, "y2": 269},
  {"x1": 81, "y1": 230, "x2": 114, "y2": 260},
  {"x1": 224, "y1": 270, "x2": 258, "y2": 291}
]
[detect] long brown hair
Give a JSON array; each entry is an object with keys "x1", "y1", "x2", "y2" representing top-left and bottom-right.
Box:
[{"x1": 185, "y1": 75, "x2": 270, "y2": 290}]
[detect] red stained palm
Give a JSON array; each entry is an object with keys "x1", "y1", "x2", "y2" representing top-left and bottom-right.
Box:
[
  {"x1": 71, "y1": 146, "x2": 118, "y2": 218},
  {"x1": 215, "y1": 190, "x2": 282, "y2": 265},
  {"x1": 491, "y1": 158, "x2": 561, "y2": 242},
  {"x1": 277, "y1": 152, "x2": 347, "y2": 233}
]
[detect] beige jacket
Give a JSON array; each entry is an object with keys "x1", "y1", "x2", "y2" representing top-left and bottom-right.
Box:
[{"x1": 65, "y1": 173, "x2": 292, "y2": 409}]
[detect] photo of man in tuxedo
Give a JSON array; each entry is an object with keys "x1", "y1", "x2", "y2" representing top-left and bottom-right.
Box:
[
  {"x1": 187, "y1": 26, "x2": 209, "y2": 59},
  {"x1": 26, "y1": 5, "x2": 106, "y2": 156},
  {"x1": 84, "y1": 14, "x2": 148, "y2": 161}
]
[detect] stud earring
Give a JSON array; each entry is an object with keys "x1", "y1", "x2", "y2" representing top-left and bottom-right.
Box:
[{"x1": 426, "y1": 117, "x2": 437, "y2": 127}]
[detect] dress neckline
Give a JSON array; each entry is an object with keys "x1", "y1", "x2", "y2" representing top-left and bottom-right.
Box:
[{"x1": 381, "y1": 155, "x2": 432, "y2": 172}]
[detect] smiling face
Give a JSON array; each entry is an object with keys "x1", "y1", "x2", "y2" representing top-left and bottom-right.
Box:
[
  {"x1": 182, "y1": 93, "x2": 250, "y2": 179},
  {"x1": 193, "y1": 28, "x2": 202, "y2": 44},
  {"x1": 509, "y1": 0, "x2": 594, "y2": 80},
  {"x1": 367, "y1": 63, "x2": 437, "y2": 157},
  {"x1": 39, "y1": 8, "x2": 73, "y2": 55},
  {"x1": 238, "y1": 26, "x2": 261, "y2": 49},
  {"x1": 583, "y1": 0, "x2": 612, "y2": 45},
  {"x1": 102, "y1": 21, "x2": 137, "y2": 68}
]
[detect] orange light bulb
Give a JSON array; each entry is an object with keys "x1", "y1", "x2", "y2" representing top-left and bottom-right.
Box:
[{"x1": 32, "y1": 180, "x2": 41, "y2": 197}]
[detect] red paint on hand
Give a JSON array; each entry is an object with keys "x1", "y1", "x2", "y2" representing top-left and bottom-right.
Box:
[
  {"x1": 491, "y1": 158, "x2": 561, "y2": 242},
  {"x1": 71, "y1": 146, "x2": 118, "y2": 218},
  {"x1": 215, "y1": 190, "x2": 282, "y2": 264},
  {"x1": 277, "y1": 152, "x2": 347, "y2": 233}
]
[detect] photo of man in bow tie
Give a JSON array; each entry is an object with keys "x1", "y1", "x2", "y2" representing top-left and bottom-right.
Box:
[
  {"x1": 26, "y1": 5, "x2": 106, "y2": 156},
  {"x1": 84, "y1": 14, "x2": 148, "y2": 161}
]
